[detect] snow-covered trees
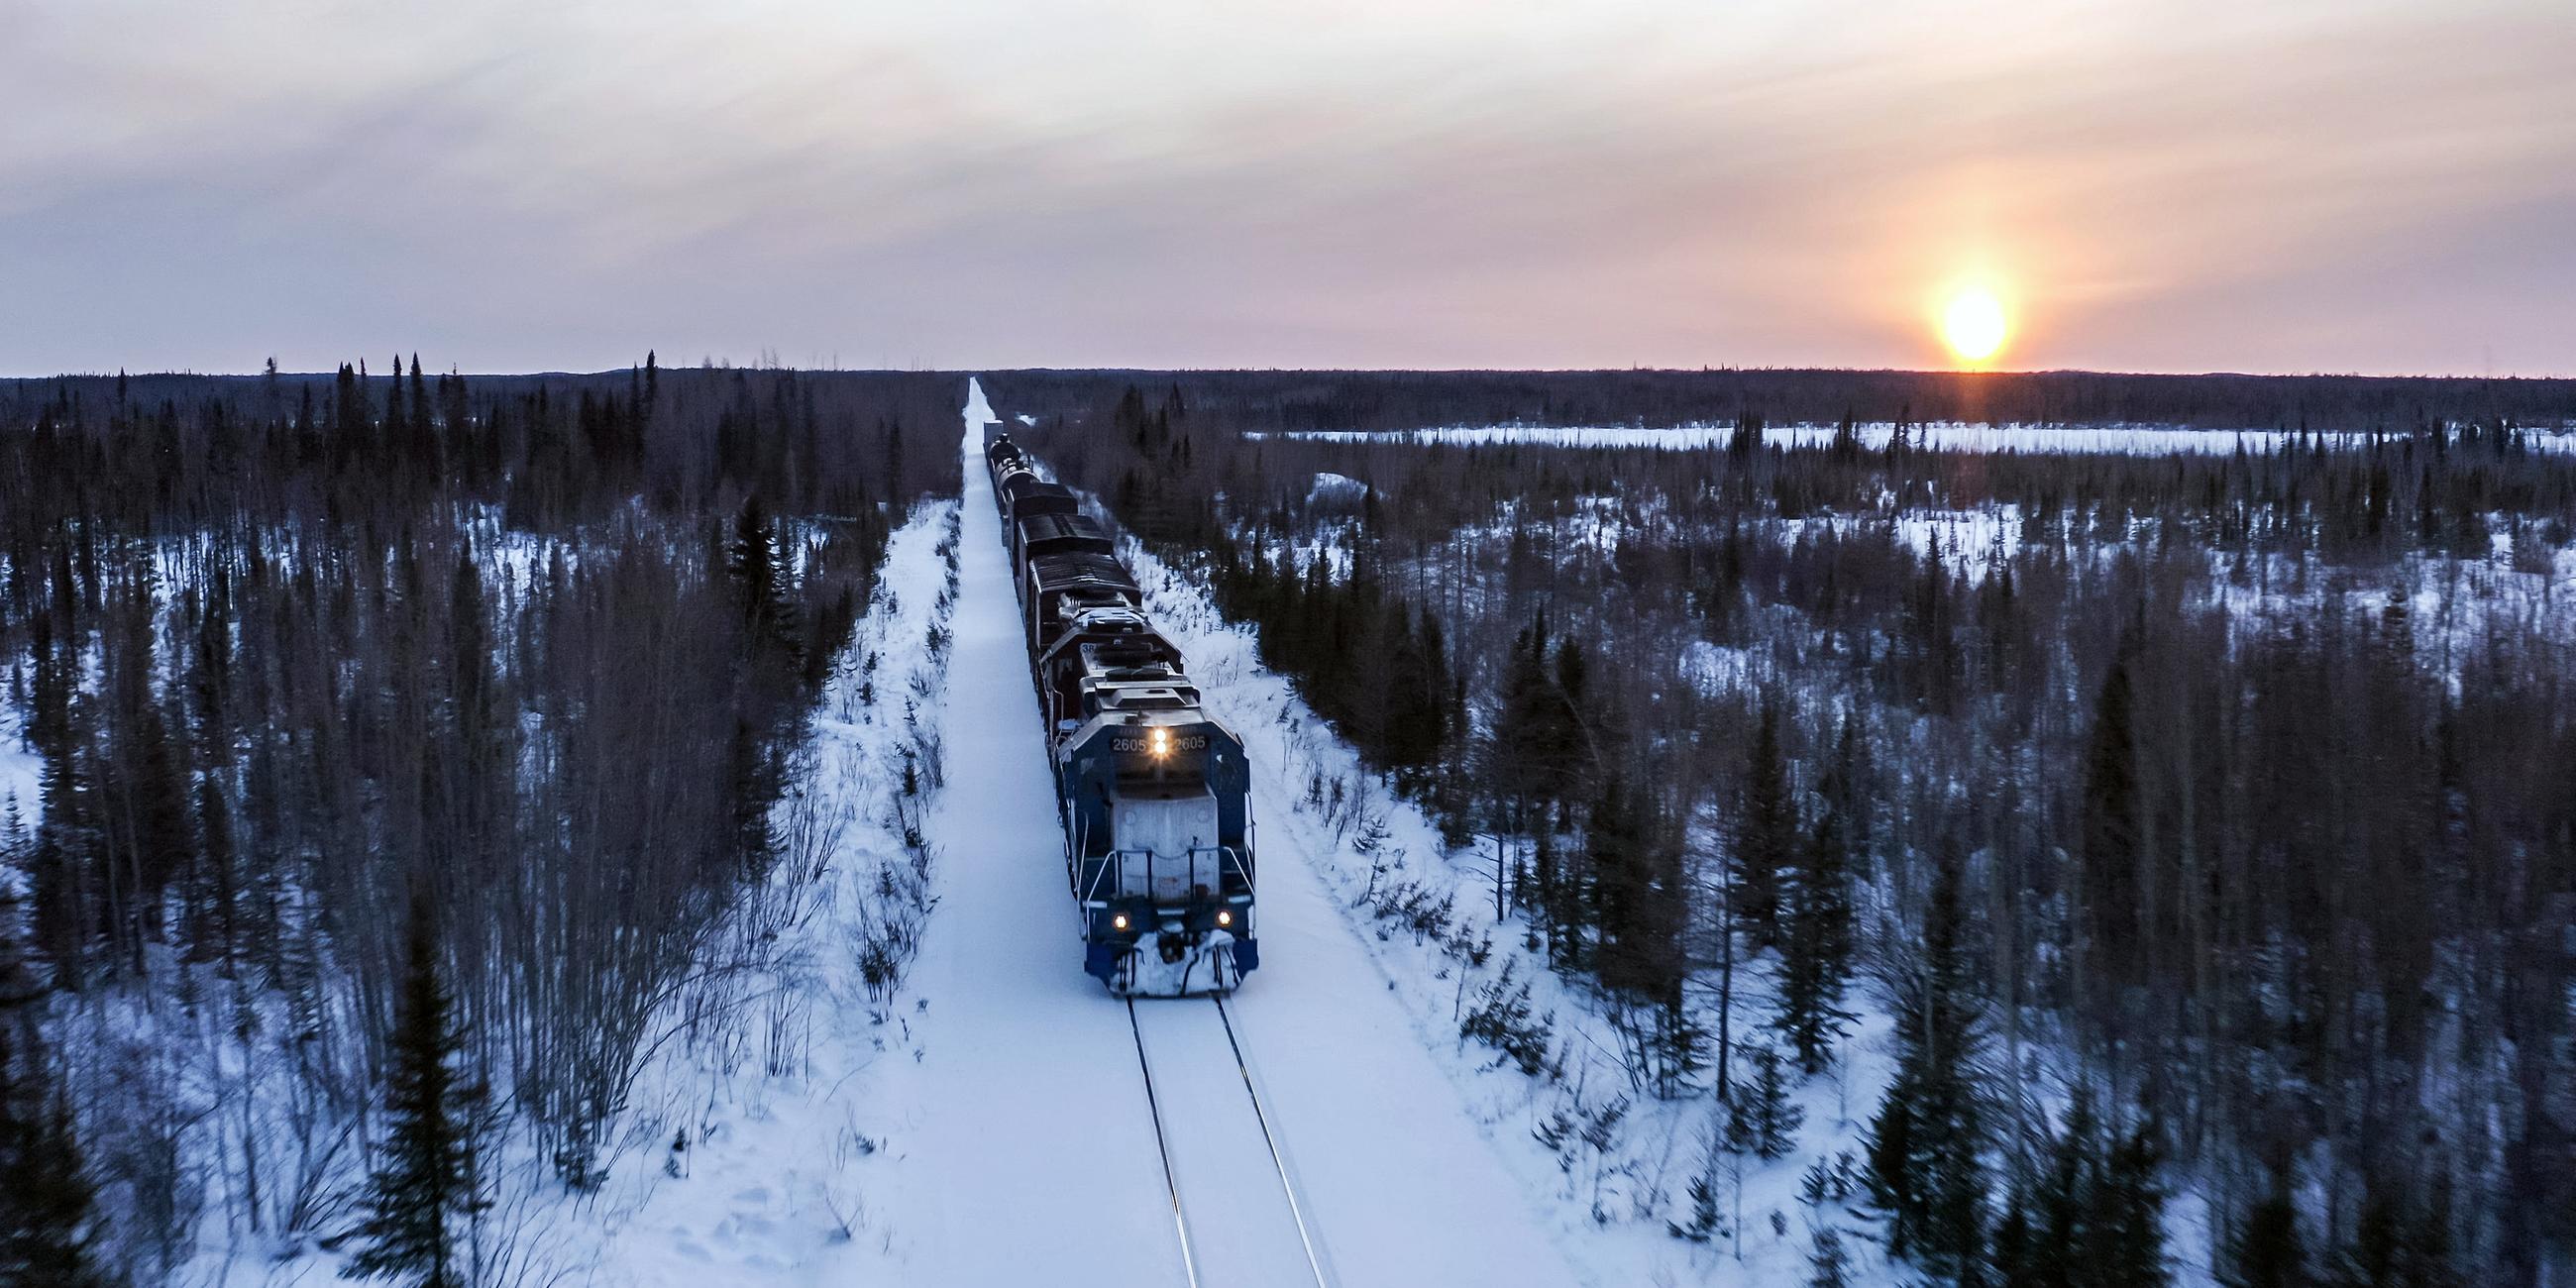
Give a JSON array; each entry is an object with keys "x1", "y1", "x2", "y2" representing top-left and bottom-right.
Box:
[
  {"x1": 1001, "y1": 371, "x2": 2566, "y2": 1283},
  {"x1": 0, "y1": 362, "x2": 927, "y2": 1274}
]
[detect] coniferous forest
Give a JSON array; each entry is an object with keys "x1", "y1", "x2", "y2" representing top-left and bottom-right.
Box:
[
  {"x1": 1009, "y1": 372, "x2": 2576, "y2": 1286},
  {"x1": 0, "y1": 361, "x2": 955, "y2": 1278},
  {"x1": 2, "y1": 363, "x2": 2572, "y2": 1284}
]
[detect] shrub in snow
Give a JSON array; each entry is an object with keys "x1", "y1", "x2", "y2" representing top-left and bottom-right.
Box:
[{"x1": 1459, "y1": 958, "x2": 1557, "y2": 1078}]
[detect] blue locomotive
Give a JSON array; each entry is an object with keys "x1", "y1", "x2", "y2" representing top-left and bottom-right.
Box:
[{"x1": 985, "y1": 433, "x2": 1259, "y2": 995}]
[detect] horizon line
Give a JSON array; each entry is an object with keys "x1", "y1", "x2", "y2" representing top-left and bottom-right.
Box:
[{"x1": 6, "y1": 363, "x2": 2576, "y2": 383}]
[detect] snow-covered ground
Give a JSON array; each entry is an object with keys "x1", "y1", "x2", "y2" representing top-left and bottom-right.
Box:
[
  {"x1": 182, "y1": 496, "x2": 971, "y2": 1285},
  {"x1": 853, "y1": 379, "x2": 1585, "y2": 1286},
  {"x1": 1254, "y1": 422, "x2": 2576, "y2": 455},
  {"x1": 533, "y1": 497, "x2": 966, "y2": 1284},
  {"x1": 852, "y1": 382, "x2": 1190, "y2": 1283},
  {"x1": 0, "y1": 698, "x2": 38, "y2": 832},
  {"x1": 148, "y1": 494, "x2": 973, "y2": 1288}
]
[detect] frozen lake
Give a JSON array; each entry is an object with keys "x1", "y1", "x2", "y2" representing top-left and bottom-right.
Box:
[{"x1": 1252, "y1": 421, "x2": 2576, "y2": 456}]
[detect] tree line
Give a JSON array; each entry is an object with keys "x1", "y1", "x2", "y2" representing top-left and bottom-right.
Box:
[{"x1": 985, "y1": 366, "x2": 2576, "y2": 436}]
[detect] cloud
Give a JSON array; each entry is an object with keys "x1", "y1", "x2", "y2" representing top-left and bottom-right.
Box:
[{"x1": 2, "y1": 0, "x2": 2568, "y2": 374}]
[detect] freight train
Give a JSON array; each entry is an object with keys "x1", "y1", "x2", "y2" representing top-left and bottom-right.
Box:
[{"x1": 984, "y1": 434, "x2": 1259, "y2": 995}]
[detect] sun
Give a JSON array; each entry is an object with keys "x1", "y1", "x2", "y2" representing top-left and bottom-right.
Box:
[{"x1": 1941, "y1": 288, "x2": 2010, "y2": 366}]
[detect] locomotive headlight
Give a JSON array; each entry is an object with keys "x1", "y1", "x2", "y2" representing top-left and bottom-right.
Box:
[
  {"x1": 1148, "y1": 728, "x2": 1171, "y2": 760},
  {"x1": 1216, "y1": 909, "x2": 1233, "y2": 927},
  {"x1": 1112, "y1": 912, "x2": 1130, "y2": 932}
]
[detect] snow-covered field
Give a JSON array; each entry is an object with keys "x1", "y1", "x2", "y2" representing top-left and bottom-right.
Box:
[{"x1": 1254, "y1": 422, "x2": 2576, "y2": 455}]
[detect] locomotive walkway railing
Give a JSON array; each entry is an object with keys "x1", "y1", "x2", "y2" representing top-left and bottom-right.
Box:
[{"x1": 1082, "y1": 844, "x2": 1253, "y2": 906}]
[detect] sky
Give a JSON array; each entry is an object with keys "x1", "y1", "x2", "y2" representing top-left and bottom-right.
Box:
[{"x1": 4, "y1": 0, "x2": 2572, "y2": 376}]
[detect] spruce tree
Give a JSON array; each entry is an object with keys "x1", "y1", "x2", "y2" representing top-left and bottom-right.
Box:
[
  {"x1": 2222, "y1": 1180, "x2": 2306, "y2": 1288},
  {"x1": 1991, "y1": 1184, "x2": 2033, "y2": 1286},
  {"x1": 1726, "y1": 1079, "x2": 1763, "y2": 1156},
  {"x1": 1545, "y1": 632, "x2": 1592, "y2": 796},
  {"x1": 2098, "y1": 1111, "x2": 2169, "y2": 1287},
  {"x1": 1820, "y1": 709, "x2": 1870, "y2": 878},
  {"x1": 383, "y1": 353, "x2": 405, "y2": 443},
  {"x1": 1999, "y1": 1087, "x2": 2170, "y2": 1287},
  {"x1": 1735, "y1": 701, "x2": 1794, "y2": 949},
  {"x1": 0, "y1": 890, "x2": 106, "y2": 1287},
  {"x1": 1725, "y1": 1045, "x2": 1805, "y2": 1158},
  {"x1": 1748, "y1": 1045, "x2": 1805, "y2": 1159},
  {"x1": 2327, "y1": 1178, "x2": 2458, "y2": 1288},
  {"x1": 729, "y1": 494, "x2": 800, "y2": 667},
  {"x1": 1728, "y1": 408, "x2": 1764, "y2": 458},
  {"x1": 1774, "y1": 800, "x2": 1855, "y2": 1072},
  {"x1": 1381, "y1": 608, "x2": 1445, "y2": 770},
  {"x1": 1808, "y1": 1224, "x2": 1853, "y2": 1288},
  {"x1": 2031, "y1": 1087, "x2": 2105, "y2": 1287},
  {"x1": 342, "y1": 895, "x2": 485, "y2": 1287},
  {"x1": 1866, "y1": 845, "x2": 1988, "y2": 1280},
  {"x1": 1828, "y1": 408, "x2": 1862, "y2": 462},
  {"x1": 1588, "y1": 776, "x2": 1645, "y2": 987},
  {"x1": 2078, "y1": 650, "x2": 2141, "y2": 986},
  {"x1": 1667, "y1": 1171, "x2": 1724, "y2": 1243},
  {"x1": 0, "y1": 1025, "x2": 107, "y2": 1287}
]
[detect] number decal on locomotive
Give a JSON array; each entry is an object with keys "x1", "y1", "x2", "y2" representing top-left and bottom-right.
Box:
[{"x1": 1112, "y1": 734, "x2": 1209, "y2": 753}]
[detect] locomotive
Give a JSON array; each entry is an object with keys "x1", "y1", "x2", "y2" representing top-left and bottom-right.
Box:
[{"x1": 984, "y1": 433, "x2": 1259, "y2": 995}]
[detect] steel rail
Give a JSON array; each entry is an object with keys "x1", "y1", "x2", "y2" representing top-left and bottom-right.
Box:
[
  {"x1": 1212, "y1": 996, "x2": 1333, "y2": 1288},
  {"x1": 1127, "y1": 998, "x2": 1204, "y2": 1288}
]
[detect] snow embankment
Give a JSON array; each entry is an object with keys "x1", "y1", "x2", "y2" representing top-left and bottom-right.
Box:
[
  {"x1": 1120, "y1": 538, "x2": 1912, "y2": 1287},
  {"x1": 436, "y1": 499, "x2": 966, "y2": 1286}
]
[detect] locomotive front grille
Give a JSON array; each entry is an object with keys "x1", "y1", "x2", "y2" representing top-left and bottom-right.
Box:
[{"x1": 1111, "y1": 793, "x2": 1221, "y2": 899}]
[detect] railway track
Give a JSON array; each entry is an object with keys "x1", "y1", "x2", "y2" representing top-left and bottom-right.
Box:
[{"x1": 1127, "y1": 998, "x2": 1334, "y2": 1288}]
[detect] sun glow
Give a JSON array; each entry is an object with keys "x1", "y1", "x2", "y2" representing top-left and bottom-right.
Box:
[{"x1": 1941, "y1": 288, "x2": 2010, "y2": 366}]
